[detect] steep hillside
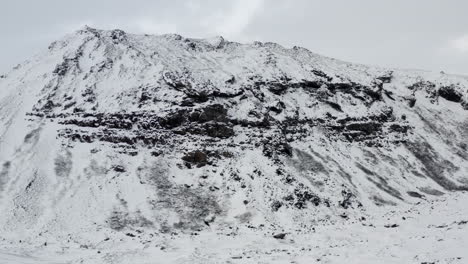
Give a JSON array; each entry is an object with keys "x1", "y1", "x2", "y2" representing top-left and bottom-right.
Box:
[{"x1": 0, "y1": 26, "x2": 467, "y2": 263}]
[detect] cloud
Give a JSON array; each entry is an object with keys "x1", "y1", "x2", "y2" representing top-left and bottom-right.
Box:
[
  {"x1": 51, "y1": 1, "x2": 265, "y2": 42},
  {"x1": 202, "y1": 0, "x2": 265, "y2": 39},
  {"x1": 66, "y1": 18, "x2": 178, "y2": 36},
  {"x1": 185, "y1": 0, "x2": 202, "y2": 12},
  {"x1": 450, "y1": 34, "x2": 468, "y2": 53},
  {"x1": 132, "y1": 18, "x2": 178, "y2": 35}
]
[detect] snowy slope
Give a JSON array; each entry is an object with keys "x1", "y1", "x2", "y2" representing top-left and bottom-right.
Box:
[{"x1": 0, "y1": 26, "x2": 467, "y2": 263}]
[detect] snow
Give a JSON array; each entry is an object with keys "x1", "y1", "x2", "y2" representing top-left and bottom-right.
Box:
[
  {"x1": 0, "y1": 26, "x2": 467, "y2": 263},
  {"x1": 1, "y1": 192, "x2": 467, "y2": 263}
]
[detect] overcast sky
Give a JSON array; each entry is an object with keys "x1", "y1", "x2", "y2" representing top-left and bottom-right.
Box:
[{"x1": 1, "y1": 0, "x2": 467, "y2": 74}]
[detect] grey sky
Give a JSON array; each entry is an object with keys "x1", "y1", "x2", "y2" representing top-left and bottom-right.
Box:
[{"x1": 1, "y1": 0, "x2": 467, "y2": 74}]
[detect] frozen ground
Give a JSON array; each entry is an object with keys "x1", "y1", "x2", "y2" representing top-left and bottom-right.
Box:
[{"x1": 1, "y1": 191, "x2": 467, "y2": 264}]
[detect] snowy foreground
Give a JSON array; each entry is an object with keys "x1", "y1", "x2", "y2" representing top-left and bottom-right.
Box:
[{"x1": 1, "y1": 192, "x2": 467, "y2": 264}]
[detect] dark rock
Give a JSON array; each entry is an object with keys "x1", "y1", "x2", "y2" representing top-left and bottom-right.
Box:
[
  {"x1": 151, "y1": 151, "x2": 161, "y2": 157},
  {"x1": 408, "y1": 81, "x2": 436, "y2": 91},
  {"x1": 225, "y1": 76, "x2": 236, "y2": 84},
  {"x1": 110, "y1": 29, "x2": 127, "y2": 43},
  {"x1": 407, "y1": 191, "x2": 424, "y2": 199},
  {"x1": 346, "y1": 122, "x2": 382, "y2": 134},
  {"x1": 112, "y1": 165, "x2": 126, "y2": 173},
  {"x1": 271, "y1": 201, "x2": 283, "y2": 212},
  {"x1": 198, "y1": 123, "x2": 234, "y2": 138},
  {"x1": 160, "y1": 110, "x2": 189, "y2": 129},
  {"x1": 273, "y1": 233, "x2": 287, "y2": 239},
  {"x1": 269, "y1": 105, "x2": 283, "y2": 114},
  {"x1": 139, "y1": 91, "x2": 151, "y2": 103},
  {"x1": 212, "y1": 89, "x2": 244, "y2": 98},
  {"x1": 376, "y1": 72, "x2": 393, "y2": 84},
  {"x1": 53, "y1": 58, "x2": 77, "y2": 76},
  {"x1": 282, "y1": 143, "x2": 293, "y2": 156},
  {"x1": 190, "y1": 104, "x2": 228, "y2": 123},
  {"x1": 384, "y1": 90, "x2": 395, "y2": 100},
  {"x1": 182, "y1": 151, "x2": 208, "y2": 166},
  {"x1": 325, "y1": 101, "x2": 343, "y2": 112},
  {"x1": 389, "y1": 124, "x2": 410, "y2": 133},
  {"x1": 268, "y1": 82, "x2": 289, "y2": 95},
  {"x1": 408, "y1": 97, "x2": 417, "y2": 108},
  {"x1": 439, "y1": 85, "x2": 463, "y2": 103},
  {"x1": 462, "y1": 101, "x2": 468, "y2": 110},
  {"x1": 285, "y1": 188, "x2": 321, "y2": 209},
  {"x1": 311, "y1": 69, "x2": 333, "y2": 82},
  {"x1": 339, "y1": 190, "x2": 354, "y2": 209}
]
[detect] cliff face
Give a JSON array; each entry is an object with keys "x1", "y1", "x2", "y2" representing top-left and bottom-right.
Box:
[{"x1": 0, "y1": 27, "x2": 467, "y2": 257}]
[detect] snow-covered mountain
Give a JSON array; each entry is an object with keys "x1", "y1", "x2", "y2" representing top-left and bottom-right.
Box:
[{"x1": 0, "y1": 26, "x2": 467, "y2": 263}]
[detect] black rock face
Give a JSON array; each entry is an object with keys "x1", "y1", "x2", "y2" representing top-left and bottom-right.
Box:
[
  {"x1": 182, "y1": 151, "x2": 208, "y2": 167},
  {"x1": 439, "y1": 85, "x2": 463, "y2": 103}
]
